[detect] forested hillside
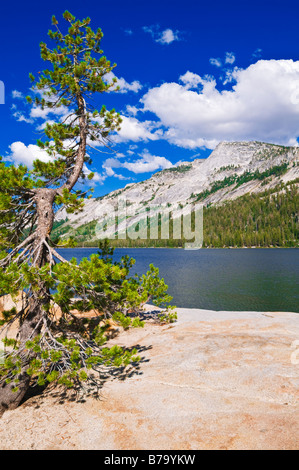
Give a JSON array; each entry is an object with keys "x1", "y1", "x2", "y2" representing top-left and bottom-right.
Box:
[
  {"x1": 53, "y1": 181, "x2": 298, "y2": 248},
  {"x1": 202, "y1": 182, "x2": 298, "y2": 248}
]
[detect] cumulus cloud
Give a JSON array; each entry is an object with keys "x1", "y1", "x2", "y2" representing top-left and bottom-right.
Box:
[
  {"x1": 156, "y1": 28, "x2": 179, "y2": 45},
  {"x1": 12, "y1": 111, "x2": 34, "y2": 124},
  {"x1": 126, "y1": 104, "x2": 139, "y2": 116},
  {"x1": 209, "y1": 57, "x2": 222, "y2": 68},
  {"x1": 6, "y1": 141, "x2": 107, "y2": 186},
  {"x1": 143, "y1": 25, "x2": 180, "y2": 45},
  {"x1": 103, "y1": 151, "x2": 173, "y2": 175},
  {"x1": 225, "y1": 52, "x2": 236, "y2": 64},
  {"x1": 141, "y1": 59, "x2": 299, "y2": 148},
  {"x1": 11, "y1": 86, "x2": 71, "y2": 127},
  {"x1": 220, "y1": 66, "x2": 243, "y2": 85},
  {"x1": 30, "y1": 104, "x2": 69, "y2": 120},
  {"x1": 179, "y1": 71, "x2": 205, "y2": 89},
  {"x1": 210, "y1": 52, "x2": 236, "y2": 68},
  {"x1": 81, "y1": 164, "x2": 106, "y2": 186},
  {"x1": 6, "y1": 141, "x2": 52, "y2": 168},
  {"x1": 114, "y1": 115, "x2": 162, "y2": 143},
  {"x1": 12, "y1": 90, "x2": 24, "y2": 99},
  {"x1": 104, "y1": 71, "x2": 142, "y2": 94},
  {"x1": 100, "y1": 156, "x2": 132, "y2": 180},
  {"x1": 123, "y1": 151, "x2": 173, "y2": 173},
  {"x1": 179, "y1": 71, "x2": 216, "y2": 91}
]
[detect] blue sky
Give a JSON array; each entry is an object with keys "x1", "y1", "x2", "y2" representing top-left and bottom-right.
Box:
[{"x1": 1, "y1": 0, "x2": 299, "y2": 196}]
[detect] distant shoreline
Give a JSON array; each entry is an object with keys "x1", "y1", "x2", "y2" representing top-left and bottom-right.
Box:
[{"x1": 57, "y1": 246, "x2": 299, "y2": 249}]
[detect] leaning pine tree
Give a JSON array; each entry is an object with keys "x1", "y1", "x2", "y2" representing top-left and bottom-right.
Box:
[{"x1": 0, "y1": 11, "x2": 176, "y2": 412}]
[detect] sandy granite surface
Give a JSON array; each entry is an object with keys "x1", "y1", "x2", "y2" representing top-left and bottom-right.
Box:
[{"x1": 0, "y1": 305, "x2": 298, "y2": 450}]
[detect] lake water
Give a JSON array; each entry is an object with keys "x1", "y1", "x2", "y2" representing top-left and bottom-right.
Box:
[{"x1": 57, "y1": 248, "x2": 299, "y2": 313}]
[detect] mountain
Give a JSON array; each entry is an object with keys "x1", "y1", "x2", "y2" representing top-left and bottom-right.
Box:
[{"x1": 53, "y1": 141, "x2": 299, "y2": 247}]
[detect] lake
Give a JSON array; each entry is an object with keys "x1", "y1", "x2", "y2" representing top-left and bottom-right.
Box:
[{"x1": 57, "y1": 248, "x2": 299, "y2": 313}]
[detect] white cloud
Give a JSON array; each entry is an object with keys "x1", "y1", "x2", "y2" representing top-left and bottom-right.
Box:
[
  {"x1": 157, "y1": 28, "x2": 179, "y2": 44},
  {"x1": 126, "y1": 104, "x2": 139, "y2": 116},
  {"x1": 123, "y1": 152, "x2": 173, "y2": 173},
  {"x1": 179, "y1": 71, "x2": 204, "y2": 89},
  {"x1": 115, "y1": 78, "x2": 142, "y2": 94},
  {"x1": 209, "y1": 57, "x2": 222, "y2": 67},
  {"x1": 104, "y1": 71, "x2": 142, "y2": 94},
  {"x1": 210, "y1": 52, "x2": 236, "y2": 68},
  {"x1": 141, "y1": 59, "x2": 299, "y2": 149},
  {"x1": 143, "y1": 25, "x2": 180, "y2": 45},
  {"x1": 81, "y1": 164, "x2": 106, "y2": 186},
  {"x1": 11, "y1": 87, "x2": 71, "y2": 128},
  {"x1": 103, "y1": 151, "x2": 173, "y2": 176},
  {"x1": 102, "y1": 158, "x2": 125, "y2": 179},
  {"x1": 225, "y1": 52, "x2": 236, "y2": 64},
  {"x1": 102, "y1": 157, "x2": 120, "y2": 175},
  {"x1": 115, "y1": 115, "x2": 161, "y2": 143},
  {"x1": 12, "y1": 90, "x2": 24, "y2": 99},
  {"x1": 12, "y1": 111, "x2": 34, "y2": 124},
  {"x1": 30, "y1": 104, "x2": 69, "y2": 120},
  {"x1": 6, "y1": 141, "x2": 52, "y2": 168},
  {"x1": 221, "y1": 66, "x2": 243, "y2": 85},
  {"x1": 36, "y1": 119, "x2": 56, "y2": 131}
]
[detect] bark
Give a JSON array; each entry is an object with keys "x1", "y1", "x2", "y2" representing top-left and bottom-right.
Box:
[
  {"x1": 0, "y1": 87, "x2": 88, "y2": 412},
  {"x1": 0, "y1": 298, "x2": 45, "y2": 412},
  {"x1": 62, "y1": 93, "x2": 87, "y2": 192}
]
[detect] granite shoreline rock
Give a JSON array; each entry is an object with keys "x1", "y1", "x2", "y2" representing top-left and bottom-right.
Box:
[{"x1": 0, "y1": 306, "x2": 298, "y2": 450}]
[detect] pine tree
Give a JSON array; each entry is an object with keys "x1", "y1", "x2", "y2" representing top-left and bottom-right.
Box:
[{"x1": 0, "y1": 12, "x2": 176, "y2": 412}]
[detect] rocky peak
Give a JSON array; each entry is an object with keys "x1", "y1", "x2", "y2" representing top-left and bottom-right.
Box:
[{"x1": 55, "y1": 141, "x2": 298, "y2": 238}]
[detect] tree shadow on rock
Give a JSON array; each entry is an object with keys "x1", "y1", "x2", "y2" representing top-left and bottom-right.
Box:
[
  {"x1": 19, "y1": 343, "x2": 152, "y2": 408},
  {"x1": 137, "y1": 309, "x2": 163, "y2": 322}
]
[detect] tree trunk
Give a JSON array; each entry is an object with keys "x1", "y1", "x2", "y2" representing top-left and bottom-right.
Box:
[
  {"x1": 0, "y1": 189, "x2": 56, "y2": 413},
  {"x1": 0, "y1": 84, "x2": 88, "y2": 413},
  {"x1": 0, "y1": 299, "x2": 45, "y2": 413}
]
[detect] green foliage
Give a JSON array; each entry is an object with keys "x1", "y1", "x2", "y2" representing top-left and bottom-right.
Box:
[
  {"x1": 26, "y1": 10, "x2": 122, "y2": 175},
  {"x1": 0, "y1": 10, "x2": 125, "y2": 255},
  {"x1": 141, "y1": 264, "x2": 173, "y2": 307},
  {"x1": 0, "y1": 158, "x2": 36, "y2": 250},
  {"x1": 203, "y1": 183, "x2": 298, "y2": 247},
  {"x1": 0, "y1": 12, "x2": 176, "y2": 399},
  {"x1": 0, "y1": 329, "x2": 141, "y2": 389},
  {"x1": 0, "y1": 241, "x2": 176, "y2": 391},
  {"x1": 54, "y1": 188, "x2": 85, "y2": 214},
  {"x1": 0, "y1": 308, "x2": 17, "y2": 326},
  {"x1": 158, "y1": 306, "x2": 178, "y2": 324},
  {"x1": 58, "y1": 236, "x2": 78, "y2": 248},
  {"x1": 160, "y1": 164, "x2": 192, "y2": 174}
]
